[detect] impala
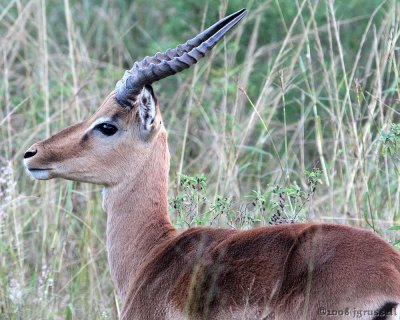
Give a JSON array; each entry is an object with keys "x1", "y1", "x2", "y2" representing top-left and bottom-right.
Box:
[{"x1": 23, "y1": 9, "x2": 400, "y2": 320}]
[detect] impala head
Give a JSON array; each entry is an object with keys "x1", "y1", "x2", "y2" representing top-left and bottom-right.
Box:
[
  {"x1": 23, "y1": 86, "x2": 163, "y2": 186},
  {"x1": 23, "y1": 9, "x2": 247, "y2": 186}
]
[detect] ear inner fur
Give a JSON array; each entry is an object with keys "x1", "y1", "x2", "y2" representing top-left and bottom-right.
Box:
[{"x1": 138, "y1": 86, "x2": 157, "y2": 132}]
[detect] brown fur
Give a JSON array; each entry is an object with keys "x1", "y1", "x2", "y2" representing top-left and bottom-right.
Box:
[{"x1": 25, "y1": 90, "x2": 400, "y2": 320}]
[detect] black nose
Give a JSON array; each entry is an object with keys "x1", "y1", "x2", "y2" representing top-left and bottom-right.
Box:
[{"x1": 24, "y1": 148, "x2": 37, "y2": 159}]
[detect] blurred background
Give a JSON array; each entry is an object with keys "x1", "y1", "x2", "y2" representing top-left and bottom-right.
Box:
[{"x1": 1, "y1": 0, "x2": 400, "y2": 318}]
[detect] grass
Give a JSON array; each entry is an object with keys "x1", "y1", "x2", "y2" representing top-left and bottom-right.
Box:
[{"x1": 1, "y1": 0, "x2": 400, "y2": 318}]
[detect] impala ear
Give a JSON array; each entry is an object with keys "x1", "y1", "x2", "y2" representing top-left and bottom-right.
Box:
[{"x1": 138, "y1": 85, "x2": 157, "y2": 132}]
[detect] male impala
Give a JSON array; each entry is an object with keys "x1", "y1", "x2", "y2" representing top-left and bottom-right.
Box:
[{"x1": 23, "y1": 9, "x2": 400, "y2": 320}]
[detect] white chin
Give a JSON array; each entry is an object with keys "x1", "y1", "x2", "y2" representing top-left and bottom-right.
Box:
[{"x1": 28, "y1": 169, "x2": 50, "y2": 180}]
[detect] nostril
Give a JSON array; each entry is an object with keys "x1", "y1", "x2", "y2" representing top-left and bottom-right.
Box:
[{"x1": 24, "y1": 148, "x2": 37, "y2": 159}]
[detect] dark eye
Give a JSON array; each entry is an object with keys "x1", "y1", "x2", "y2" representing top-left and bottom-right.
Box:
[{"x1": 95, "y1": 123, "x2": 118, "y2": 136}]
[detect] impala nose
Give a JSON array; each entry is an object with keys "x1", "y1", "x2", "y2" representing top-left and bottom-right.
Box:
[{"x1": 24, "y1": 147, "x2": 37, "y2": 159}]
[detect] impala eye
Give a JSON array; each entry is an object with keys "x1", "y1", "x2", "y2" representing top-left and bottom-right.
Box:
[{"x1": 95, "y1": 123, "x2": 118, "y2": 136}]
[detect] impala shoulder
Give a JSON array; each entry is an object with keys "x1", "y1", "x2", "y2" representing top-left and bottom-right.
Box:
[{"x1": 136, "y1": 227, "x2": 237, "y2": 276}]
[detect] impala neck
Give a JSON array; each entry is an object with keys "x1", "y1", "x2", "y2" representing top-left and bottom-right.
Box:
[{"x1": 102, "y1": 131, "x2": 175, "y2": 301}]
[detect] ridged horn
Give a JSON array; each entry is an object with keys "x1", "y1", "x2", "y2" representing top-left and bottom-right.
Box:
[{"x1": 115, "y1": 8, "x2": 247, "y2": 107}]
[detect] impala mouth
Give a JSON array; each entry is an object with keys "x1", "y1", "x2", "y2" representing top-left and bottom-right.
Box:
[{"x1": 26, "y1": 168, "x2": 52, "y2": 180}]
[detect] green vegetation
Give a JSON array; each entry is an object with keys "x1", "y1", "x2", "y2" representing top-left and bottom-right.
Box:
[
  {"x1": 172, "y1": 167, "x2": 322, "y2": 229},
  {"x1": 1, "y1": 0, "x2": 399, "y2": 318}
]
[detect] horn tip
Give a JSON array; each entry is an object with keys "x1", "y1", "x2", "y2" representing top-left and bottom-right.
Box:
[{"x1": 236, "y1": 8, "x2": 248, "y2": 19}]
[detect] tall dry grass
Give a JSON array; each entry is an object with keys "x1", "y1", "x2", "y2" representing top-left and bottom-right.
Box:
[{"x1": 1, "y1": 0, "x2": 399, "y2": 318}]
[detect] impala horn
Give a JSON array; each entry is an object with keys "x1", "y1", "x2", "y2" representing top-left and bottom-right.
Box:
[{"x1": 115, "y1": 8, "x2": 247, "y2": 107}]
